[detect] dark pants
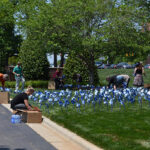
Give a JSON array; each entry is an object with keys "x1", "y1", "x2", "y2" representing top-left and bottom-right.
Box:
[
  {"x1": 11, "y1": 102, "x2": 32, "y2": 110},
  {"x1": 54, "y1": 78, "x2": 60, "y2": 89},
  {"x1": 126, "y1": 78, "x2": 130, "y2": 87},
  {"x1": 11, "y1": 103, "x2": 27, "y2": 110}
]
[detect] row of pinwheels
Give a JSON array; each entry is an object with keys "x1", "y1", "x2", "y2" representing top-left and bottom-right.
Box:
[
  {"x1": 2, "y1": 86, "x2": 150, "y2": 112},
  {"x1": 27, "y1": 87, "x2": 150, "y2": 112}
]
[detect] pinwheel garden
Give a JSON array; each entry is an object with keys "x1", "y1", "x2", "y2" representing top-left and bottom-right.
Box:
[
  {"x1": 4, "y1": 85, "x2": 150, "y2": 150},
  {"x1": 1, "y1": 0, "x2": 150, "y2": 149},
  {"x1": 2, "y1": 62, "x2": 150, "y2": 150}
]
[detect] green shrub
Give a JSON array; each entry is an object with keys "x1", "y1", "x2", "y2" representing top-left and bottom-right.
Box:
[
  {"x1": 19, "y1": 40, "x2": 49, "y2": 80},
  {"x1": 5, "y1": 81, "x2": 16, "y2": 88},
  {"x1": 5, "y1": 80, "x2": 48, "y2": 88},
  {"x1": 63, "y1": 52, "x2": 99, "y2": 85}
]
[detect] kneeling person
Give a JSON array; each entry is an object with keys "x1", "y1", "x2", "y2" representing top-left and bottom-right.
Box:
[{"x1": 11, "y1": 86, "x2": 34, "y2": 110}]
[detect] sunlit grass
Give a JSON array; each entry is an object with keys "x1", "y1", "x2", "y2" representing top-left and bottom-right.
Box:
[
  {"x1": 98, "y1": 69, "x2": 150, "y2": 87},
  {"x1": 9, "y1": 69, "x2": 150, "y2": 150},
  {"x1": 26, "y1": 98, "x2": 150, "y2": 150}
]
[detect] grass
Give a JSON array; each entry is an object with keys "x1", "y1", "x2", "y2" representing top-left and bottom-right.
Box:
[
  {"x1": 98, "y1": 69, "x2": 150, "y2": 87},
  {"x1": 28, "y1": 100, "x2": 150, "y2": 150},
  {"x1": 9, "y1": 69, "x2": 150, "y2": 150}
]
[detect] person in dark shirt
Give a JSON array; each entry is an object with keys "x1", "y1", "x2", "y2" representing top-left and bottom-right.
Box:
[
  {"x1": 11, "y1": 86, "x2": 34, "y2": 110},
  {"x1": 53, "y1": 68, "x2": 61, "y2": 89},
  {"x1": 106, "y1": 74, "x2": 130, "y2": 90}
]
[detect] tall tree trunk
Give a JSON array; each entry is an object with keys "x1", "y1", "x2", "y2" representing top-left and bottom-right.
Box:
[
  {"x1": 54, "y1": 52, "x2": 57, "y2": 67},
  {"x1": 89, "y1": 69, "x2": 95, "y2": 85},
  {"x1": 88, "y1": 54, "x2": 95, "y2": 85},
  {"x1": 60, "y1": 53, "x2": 64, "y2": 67}
]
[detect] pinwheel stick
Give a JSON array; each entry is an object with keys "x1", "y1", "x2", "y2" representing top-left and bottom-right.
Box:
[{"x1": 111, "y1": 104, "x2": 113, "y2": 112}]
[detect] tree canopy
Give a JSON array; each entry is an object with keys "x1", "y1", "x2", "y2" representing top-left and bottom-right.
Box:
[
  {"x1": 0, "y1": 0, "x2": 22, "y2": 72},
  {"x1": 1, "y1": 0, "x2": 149, "y2": 83}
]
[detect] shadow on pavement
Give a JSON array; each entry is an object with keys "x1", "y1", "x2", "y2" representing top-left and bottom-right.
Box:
[{"x1": 0, "y1": 146, "x2": 26, "y2": 150}]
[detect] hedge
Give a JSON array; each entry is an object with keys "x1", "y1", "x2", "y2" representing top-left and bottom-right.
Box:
[{"x1": 5, "y1": 80, "x2": 48, "y2": 88}]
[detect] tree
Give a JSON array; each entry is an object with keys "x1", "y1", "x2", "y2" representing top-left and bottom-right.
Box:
[
  {"x1": 63, "y1": 51, "x2": 99, "y2": 86},
  {"x1": 0, "y1": 0, "x2": 22, "y2": 72},
  {"x1": 15, "y1": 0, "x2": 150, "y2": 83},
  {"x1": 47, "y1": 0, "x2": 114, "y2": 85},
  {"x1": 99, "y1": 0, "x2": 150, "y2": 63},
  {"x1": 19, "y1": 38, "x2": 49, "y2": 80}
]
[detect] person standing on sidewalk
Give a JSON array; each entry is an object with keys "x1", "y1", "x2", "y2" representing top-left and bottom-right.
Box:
[
  {"x1": 13, "y1": 62, "x2": 25, "y2": 92},
  {"x1": 0, "y1": 73, "x2": 8, "y2": 91}
]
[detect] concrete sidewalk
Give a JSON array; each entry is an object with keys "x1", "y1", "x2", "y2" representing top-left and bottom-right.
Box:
[
  {"x1": 2, "y1": 104, "x2": 103, "y2": 150},
  {"x1": 0, "y1": 104, "x2": 56, "y2": 150}
]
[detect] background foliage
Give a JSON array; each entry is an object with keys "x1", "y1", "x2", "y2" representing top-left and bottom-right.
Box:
[
  {"x1": 19, "y1": 39, "x2": 49, "y2": 80},
  {"x1": 0, "y1": 0, "x2": 150, "y2": 84},
  {"x1": 13, "y1": 0, "x2": 149, "y2": 84},
  {"x1": 63, "y1": 51, "x2": 99, "y2": 85},
  {"x1": 0, "y1": 0, "x2": 21, "y2": 72}
]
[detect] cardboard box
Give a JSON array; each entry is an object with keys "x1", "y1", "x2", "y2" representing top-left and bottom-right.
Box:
[
  {"x1": 144, "y1": 84, "x2": 150, "y2": 89},
  {"x1": 48, "y1": 81, "x2": 55, "y2": 90},
  {"x1": 0, "y1": 92, "x2": 9, "y2": 104},
  {"x1": 21, "y1": 110, "x2": 42, "y2": 123}
]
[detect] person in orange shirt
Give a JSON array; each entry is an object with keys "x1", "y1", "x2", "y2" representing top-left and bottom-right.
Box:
[{"x1": 0, "y1": 73, "x2": 8, "y2": 91}]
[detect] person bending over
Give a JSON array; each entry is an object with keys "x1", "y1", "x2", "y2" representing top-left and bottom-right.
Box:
[
  {"x1": 106, "y1": 74, "x2": 130, "y2": 90},
  {"x1": 0, "y1": 73, "x2": 8, "y2": 91},
  {"x1": 11, "y1": 86, "x2": 34, "y2": 110}
]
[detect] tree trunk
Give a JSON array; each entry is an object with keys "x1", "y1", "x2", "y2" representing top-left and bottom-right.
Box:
[
  {"x1": 60, "y1": 53, "x2": 64, "y2": 67},
  {"x1": 54, "y1": 52, "x2": 57, "y2": 67},
  {"x1": 89, "y1": 69, "x2": 95, "y2": 85},
  {"x1": 88, "y1": 55, "x2": 95, "y2": 85}
]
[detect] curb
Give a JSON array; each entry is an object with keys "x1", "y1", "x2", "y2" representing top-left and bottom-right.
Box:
[
  {"x1": 42, "y1": 116, "x2": 102, "y2": 150},
  {"x1": 2, "y1": 104, "x2": 102, "y2": 150}
]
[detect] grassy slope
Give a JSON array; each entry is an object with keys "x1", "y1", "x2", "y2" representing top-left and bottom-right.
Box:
[
  {"x1": 37, "y1": 101, "x2": 150, "y2": 150},
  {"x1": 10, "y1": 69, "x2": 150, "y2": 150},
  {"x1": 98, "y1": 69, "x2": 150, "y2": 87}
]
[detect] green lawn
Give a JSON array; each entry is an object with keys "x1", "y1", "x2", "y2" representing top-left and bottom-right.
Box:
[
  {"x1": 10, "y1": 69, "x2": 150, "y2": 150},
  {"x1": 98, "y1": 69, "x2": 150, "y2": 86},
  {"x1": 30, "y1": 100, "x2": 150, "y2": 150}
]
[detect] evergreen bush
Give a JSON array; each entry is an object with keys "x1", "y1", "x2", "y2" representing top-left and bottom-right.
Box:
[
  {"x1": 63, "y1": 52, "x2": 99, "y2": 86},
  {"x1": 5, "y1": 80, "x2": 48, "y2": 88},
  {"x1": 19, "y1": 40, "x2": 49, "y2": 80}
]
